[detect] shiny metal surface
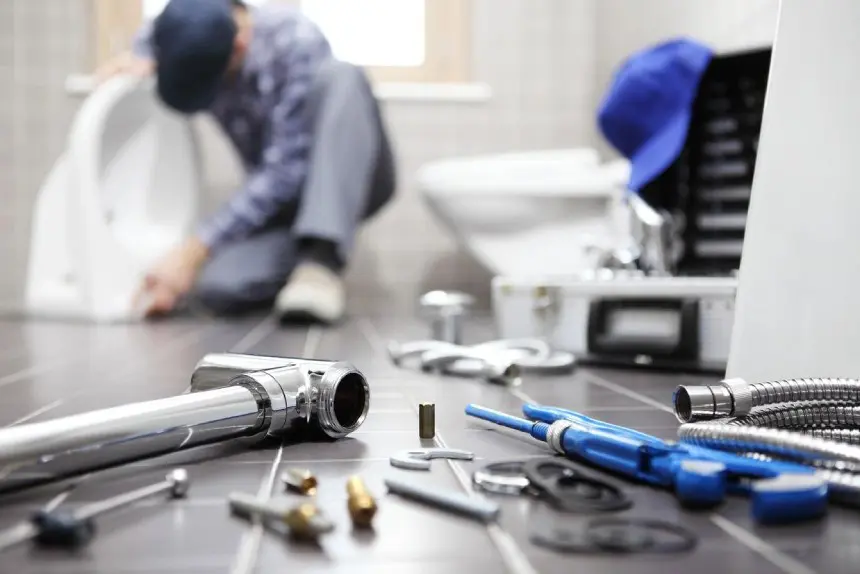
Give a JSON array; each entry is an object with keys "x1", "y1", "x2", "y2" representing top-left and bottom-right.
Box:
[
  {"x1": 388, "y1": 337, "x2": 572, "y2": 387},
  {"x1": 676, "y1": 377, "x2": 860, "y2": 499},
  {"x1": 674, "y1": 377, "x2": 860, "y2": 423},
  {"x1": 389, "y1": 448, "x2": 475, "y2": 471},
  {"x1": 75, "y1": 468, "x2": 190, "y2": 522},
  {"x1": 190, "y1": 352, "x2": 342, "y2": 392},
  {"x1": 0, "y1": 354, "x2": 370, "y2": 494},
  {"x1": 0, "y1": 386, "x2": 262, "y2": 494},
  {"x1": 418, "y1": 290, "x2": 475, "y2": 344},
  {"x1": 193, "y1": 353, "x2": 370, "y2": 439}
]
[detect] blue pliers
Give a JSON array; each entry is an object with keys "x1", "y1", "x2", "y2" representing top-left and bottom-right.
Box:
[{"x1": 465, "y1": 403, "x2": 828, "y2": 524}]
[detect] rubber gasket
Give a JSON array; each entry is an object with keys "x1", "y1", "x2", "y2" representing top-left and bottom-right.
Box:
[
  {"x1": 531, "y1": 518, "x2": 697, "y2": 554},
  {"x1": 586, "y1": 518, "x2": 698, "y2": 553},
  {"x1": 523, "y1": 458, "x2": 632, "y2": 513}
]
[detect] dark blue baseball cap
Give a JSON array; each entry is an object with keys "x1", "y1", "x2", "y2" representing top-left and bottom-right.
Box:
[
  {"x1": 598, "y1": 38, "x2": 713, "y2": 193},
  {"x1": 151, "y1": 0, "x2": 238, "y2": 113}
]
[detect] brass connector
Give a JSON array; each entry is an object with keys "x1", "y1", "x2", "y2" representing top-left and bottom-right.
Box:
[
  {"x1": 281, "y1": 468, "x2": 318, "y2": 495},
  {"x1": 346, "y1": 475, "x2": 377, "y2": 528},
  {"x1": 284, "y1": 503, "x2": 335, "y2": 540},
  {"x1": 418, "y1": 403, "x2": 435, "y2": 439}
]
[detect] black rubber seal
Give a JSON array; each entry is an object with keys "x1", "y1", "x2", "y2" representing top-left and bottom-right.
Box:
[
  {"x1": 523, "y1": 458, "x2": 632, "y2": 513},
  {"x1": 531, "y1": 518, "x2": 697, "y2": 554}
]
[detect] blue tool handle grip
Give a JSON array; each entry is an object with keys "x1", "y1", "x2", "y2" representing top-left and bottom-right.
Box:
[{"x1": 560, "y1": 427, "x2": 665, "y2": 485}]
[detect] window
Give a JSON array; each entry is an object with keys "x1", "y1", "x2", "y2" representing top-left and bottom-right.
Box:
[
  {"x1": 301, "y1": 0, "x2": 471, "y2": 84},
  {"x1": 140, "y1": 0, "x2": 471, "y2": 84}
]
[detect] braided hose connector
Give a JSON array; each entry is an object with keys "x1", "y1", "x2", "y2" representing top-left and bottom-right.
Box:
[{"x1": 673, "y1": 377, "x2": 860, "y2": 423}]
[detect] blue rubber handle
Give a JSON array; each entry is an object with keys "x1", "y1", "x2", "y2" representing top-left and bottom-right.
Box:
[{"x1": 465, "y1": 403, "x2": 829, "y2": 523}]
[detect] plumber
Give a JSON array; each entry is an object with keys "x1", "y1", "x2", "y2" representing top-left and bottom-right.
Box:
[{"x1": 99, "y1": 0, "x2": 396, "y2": 324}]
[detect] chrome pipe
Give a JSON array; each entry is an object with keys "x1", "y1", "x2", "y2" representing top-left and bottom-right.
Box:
[
  {"x1": 190, "y1": 352, "x2": 343, "y2": 391},
  {"x1": 0, "y1": 356, "x2": 370, "y2": 494}
]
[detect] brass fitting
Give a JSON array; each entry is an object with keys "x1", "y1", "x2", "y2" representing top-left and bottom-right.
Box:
[
  {"x1": 281, "y1": 468, "x2": 318, "y2": 495},
  {"x1": 346, "y1": 475, "x2": 377, "y2": 528},
  {"x1": 418, "y1": 403, "x2": 435, "y2": 439},
  {"x1": 284, "y1": 503, "x2": 334, "y2": 539}
]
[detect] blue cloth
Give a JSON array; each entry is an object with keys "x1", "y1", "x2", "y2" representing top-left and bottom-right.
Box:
[
  {"x1": 134, "y1": 3, "x2": 333, "y2": 250},
  {"x1": 598, "y1": 38, "x2": 713, "y2": 193}
]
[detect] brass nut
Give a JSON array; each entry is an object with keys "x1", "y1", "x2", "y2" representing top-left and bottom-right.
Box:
[{"x1": 281, "y1": 468, "x2": 318, "y2": 496}]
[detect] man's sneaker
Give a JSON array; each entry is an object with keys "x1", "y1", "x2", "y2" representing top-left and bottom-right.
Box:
[{"x1": 274, "y1": 261, "x2": 345, "y2": 324}]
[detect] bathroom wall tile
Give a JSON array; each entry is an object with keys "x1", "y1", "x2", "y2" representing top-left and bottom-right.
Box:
[{"x1": 1, "y1": 0, "x2": 598, "y2": 312}]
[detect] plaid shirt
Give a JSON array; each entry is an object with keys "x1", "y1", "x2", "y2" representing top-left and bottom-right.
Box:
[{"x1": 133, "y1": 5, "x2": 332, "y2": 250}]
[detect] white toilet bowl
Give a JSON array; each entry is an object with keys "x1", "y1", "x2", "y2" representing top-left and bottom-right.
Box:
[
  {"x1": 416, "y1": 148, "x2": 632, "y2": 277},
  {"x1": 25, "y1": 76, "x2": 200, "y2": 322}
]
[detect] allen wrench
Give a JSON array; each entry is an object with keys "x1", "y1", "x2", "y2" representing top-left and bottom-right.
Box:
[{"x1": 389, "y1": 448, "x2": 475, "y2": 471}]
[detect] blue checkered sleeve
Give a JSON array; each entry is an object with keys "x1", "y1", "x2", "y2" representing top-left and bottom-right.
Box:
[{"x1": 197, "y1": 37, "x2": 328, "y2": 250}]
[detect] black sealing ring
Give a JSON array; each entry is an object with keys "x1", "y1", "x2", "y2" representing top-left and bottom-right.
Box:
[
  {"x1": 522, "y1": 458, "x2": 632, "y2": 513},
  {"x1": 587, "y1": 518, "x2": 698, "y2": 554},
  {"x1": 530, "y1": 518, "x2": 697, "y2": 554}
]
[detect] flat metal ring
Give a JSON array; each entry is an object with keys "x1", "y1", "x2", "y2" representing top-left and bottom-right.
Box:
[{"x1": 472, "y1": 461, "x2": 530, "y2": 495}]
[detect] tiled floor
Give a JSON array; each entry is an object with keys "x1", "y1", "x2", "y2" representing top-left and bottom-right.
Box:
[{"x1": 0, "y1": 312, "x2": 853, "y2": 573}]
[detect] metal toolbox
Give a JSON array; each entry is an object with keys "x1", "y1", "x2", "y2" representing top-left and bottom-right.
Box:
[{"x1": 491, "y1": 274, "x2": 737, "y2": 373}]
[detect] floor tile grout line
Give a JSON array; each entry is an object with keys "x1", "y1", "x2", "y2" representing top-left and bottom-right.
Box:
[
  {"x1": 231, "y1": 445, "x2": 284, "y2": 574},
  {"x1": 231, "y1": 316, "x2": 279, "y2": 354},
  {"x1": 710, "y1": 514, "x2": 818, "y2": 574},
  {"x1": 553, "y1": 370, "x2": 814, "y2": 574},
  {"x1": 0, "y1": 320, "x2": 204, "y2": 393},
  {"x1": 1, "y1": 321, "x2": 218, "y2": 428},
  {"x1": 18, "y1": 318, "x2": 275, "y2": 530},
  {"x1": 231, "y1": 322, "x2": 322, "y2": 574},
  {"x1": 358, "y1": 317, "x2": 539, "y2": 574},
  {"x1": 580, "y1": 370, "x2": 675, "y2": 414},
  {"x1": 0, "y1": 317, "x2": 281, "y2": 557},
  {"x1": 3, "y1": 399, "x2": 64, "y2": 428}
]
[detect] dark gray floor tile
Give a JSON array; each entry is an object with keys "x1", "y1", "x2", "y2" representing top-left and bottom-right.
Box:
[
  {"x1": 256, "y1": 463, "x2": 503, "y2": 565},
  {"x1": 0, "y1": 313, "x2": 846, "y2": 573}
]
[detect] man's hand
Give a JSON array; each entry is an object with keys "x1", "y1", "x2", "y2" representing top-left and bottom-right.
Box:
[
  {"x1": 135, "y1": 238, "x2": 210, "y2": 318},
  {"x1": 95, "y1": 52, "x2": 155, "y2": 85}
]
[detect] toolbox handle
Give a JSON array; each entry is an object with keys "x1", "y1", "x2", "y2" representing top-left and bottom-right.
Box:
[{"x1": 586, "y1": 298, "x2": 700, "y2": 359}]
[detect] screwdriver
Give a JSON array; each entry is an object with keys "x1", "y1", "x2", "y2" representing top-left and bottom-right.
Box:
[{"x1": 0, "y1": 468, "x2": 190, "y2": 552}]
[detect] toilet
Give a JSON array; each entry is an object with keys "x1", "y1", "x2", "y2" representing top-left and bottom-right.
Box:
[
  {"x1": 25, "y1": 76, "x2": 201, "y2": 322},
  {"x1": 416, "y1": 148, "x2": 633, "y2": 277}
]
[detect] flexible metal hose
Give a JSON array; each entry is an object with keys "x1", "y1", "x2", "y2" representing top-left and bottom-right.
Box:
[
  {"x1": 673, "y1": 377, "x2": 860, "y2": 422},
  {"x1": 673, "y1": 377, "x2": 860, "y2": 501}
]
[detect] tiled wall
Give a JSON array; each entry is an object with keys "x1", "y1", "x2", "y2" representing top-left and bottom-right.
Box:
[
  {"x1": 346, "y1": 0, "x2": 597, "y2": 312},
  {"x1": 2, "y1": 0, "x2": 94, "y2": 311},
  {"x1": 1, "y1": 0, "x2": 598, "y2": 316},
  {"x1": 0, "y1": 0, "x2": 778, "y2": 316}
]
